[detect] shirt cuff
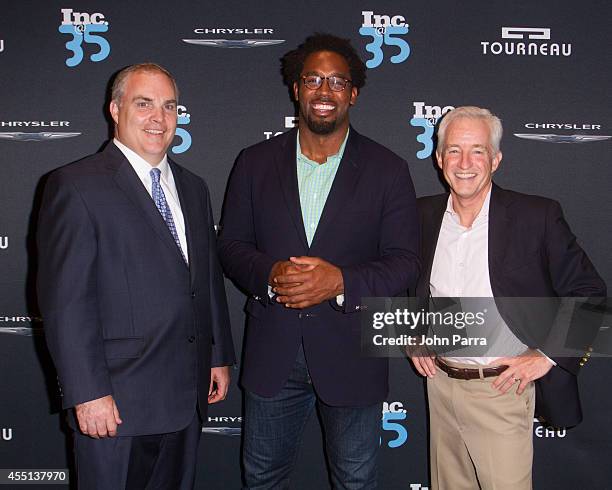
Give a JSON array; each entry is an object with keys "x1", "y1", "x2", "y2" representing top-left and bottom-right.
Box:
[
  {"x1": 269, "y1": 287, "x2": 345, "y2": 307},
  {"x1": 537, "y1": 349, "x2": 557, "y2": 366}
]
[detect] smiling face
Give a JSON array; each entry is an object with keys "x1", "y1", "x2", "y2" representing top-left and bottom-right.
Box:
[
  {"x1": 436, "y1": 117, "x2": 502, "y2": 208},
  {"x1": 293, "y1": 50, "x2": 358, "y2": 136},
  {"x1": 110, "y1": 70, "x2": 177, "y2": 165}
]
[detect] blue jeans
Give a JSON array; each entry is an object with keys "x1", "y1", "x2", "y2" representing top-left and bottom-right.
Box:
[{"x1": 243, "y1": 344, "x2": 381, "y2": 489}]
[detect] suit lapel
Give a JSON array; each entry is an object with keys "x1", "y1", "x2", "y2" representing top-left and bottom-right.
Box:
[
  {"x1": 275, "y1": 129, "x2": 309, "y2": 250},
  {"x1": 488, "y1": 184, "x2": 512, "y2": 292},
  {"x1": 309, "y1": 129, "x2": 364, "y2": 252},
  {"x1": 169, "y1": 160, "x2": 196, "y2": 278},
  {"x1": 419, "y1": 196, "x2": 446, "y2": 296},
  {"x1": 107, "y1": 143, "x2": 188, "y2": 268}
]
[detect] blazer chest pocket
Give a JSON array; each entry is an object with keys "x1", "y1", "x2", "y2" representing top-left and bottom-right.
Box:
[{"x1": 104, "y1": 337, "x2": 144, "y2": 359}]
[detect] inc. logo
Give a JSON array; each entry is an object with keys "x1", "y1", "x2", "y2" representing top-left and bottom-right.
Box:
[
  {"x1": 381, "y1": 401, "x2": 408, "y2": 448},
  {"x1": 59, "y1": 8, "x2": 110, "y2": 67},
  {"x1": 172, "y1": 105, "x2": 192, "y2": 154},
  {"x1": 410, "y1": 102, "x2": 455, "y2": 160},
  {"x1": 359, "y1": 10, "x2": 410, "y2": 69}
]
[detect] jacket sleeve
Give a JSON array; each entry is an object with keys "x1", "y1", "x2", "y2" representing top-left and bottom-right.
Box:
[
  {"x1": 340, "y1": 160, "x2": 421, "y2": 312},
  {"x1": 545, "y1": 199, "x2": 606, "y2": 298},
  {"x1": 37, "y1": 171, "x2": 113, "y2": 409},
  {"x1": 544, "y1": 199, "x2": 607, "y2": 374},
  {"x1": 203, "y1": 181, "x2": 236, "y2": 367},
  {"x1": 217, "y1": 150, "x2": 277, "y2": 300}
]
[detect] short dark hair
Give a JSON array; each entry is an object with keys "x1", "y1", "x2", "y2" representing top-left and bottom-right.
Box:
[
  {"x1": 111, "y1": 63, "x2": 178, "y2": 105},
  {"x1": 281, "y1": 33, "x2": 366, "y2": 92}
]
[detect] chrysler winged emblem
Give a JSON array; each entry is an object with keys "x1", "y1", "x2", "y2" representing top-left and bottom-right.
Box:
[
  {"x1": 514, "y1": 133, "x2": 612, "y2": 144},
  {"x1": 0, "y1": 326, "x2": 42, "y2": 336},
  {"x1": 201, "y1": 427, "x2": 242, "y2": 436},
  {"x1": 182, "y1": 39, "x2": 285, "y2": 48},
  {"x1": 0, "y1": 132, "x2": 81, "y2": 141}
]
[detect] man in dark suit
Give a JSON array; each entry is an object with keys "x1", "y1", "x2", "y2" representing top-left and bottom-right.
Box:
[
  {"x1": 218, "y1": 34, "x2": 420, "y2": 488},
  {"x1": 37, "y1": 63, "x2": 235, "y2": 489},
  {"x1": 409, "y1": 106, "x2": 606, "y2": 489}
]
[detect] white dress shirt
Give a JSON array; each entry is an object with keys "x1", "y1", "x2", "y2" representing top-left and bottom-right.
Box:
[
  {"x1": 113, "y1": 139, "x2": 189, "y2": 263},
  {"x1": 430, "y1": 187, "x2": 526, "y2": 365}
]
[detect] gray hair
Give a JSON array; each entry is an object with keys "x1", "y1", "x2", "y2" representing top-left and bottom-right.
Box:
[
  {"x1": 111, "y1": 63, "x2": 179, "y2": 105},
  {"x1": 437, "y1": 106, "x2": 503, "y2": 155}
]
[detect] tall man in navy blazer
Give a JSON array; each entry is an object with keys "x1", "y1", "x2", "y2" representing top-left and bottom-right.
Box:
[
  {"x1": 37, "y1": 63, "x2": 235, "y2": 489},
  {"x1": 409, "y1": 106, "x2": 606, "y2": 490},
  {"x1": 218, "y1": 34, "x2": 420, "y2": 488}
]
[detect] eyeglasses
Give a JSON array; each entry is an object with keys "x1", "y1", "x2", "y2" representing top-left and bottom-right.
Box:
[{"x1": 301, "y1": 75, "x2": 353, "y2": 92}]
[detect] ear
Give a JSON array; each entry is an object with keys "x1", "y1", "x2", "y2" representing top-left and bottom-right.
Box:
[
  {"x1": 109, "y1": 100, "x2": 119, "y2": 125},
  {"x1": 293, "y1": 81, "x2": 299, "y2": 102},
  {"x1": 491, "y1": 151, "x2": 502, "y2": 173},
  {"x1": 349, "y1": 86, "x2": 358, "y2": 106},
  {"x1": 436, "y1": 151, "x2": 443, "y2": 169}
]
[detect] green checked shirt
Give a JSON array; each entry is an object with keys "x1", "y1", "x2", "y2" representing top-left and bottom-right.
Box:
[{"x1": 296, "y1": 129, "x2": 349, "y2": 245}]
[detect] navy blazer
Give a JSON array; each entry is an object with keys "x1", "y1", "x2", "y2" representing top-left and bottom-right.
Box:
[
  {"x1": 218, "y1": 128, "x2": 420, "y2": 406},
  {"x1": 37, "y1": 142, "x2": 235, "y2": 436},
  {"x1": 416, "y1": 184, "x2": 606, "y2": 427}
]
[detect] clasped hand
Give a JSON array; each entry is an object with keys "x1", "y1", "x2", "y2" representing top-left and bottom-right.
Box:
[{"x1": 270, "y1": 256, "x2": 343, "y2": 309}]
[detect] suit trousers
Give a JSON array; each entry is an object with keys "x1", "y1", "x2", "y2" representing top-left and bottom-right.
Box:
[
  {"x1": 73, "y1": 410, "x2": 201, "y2": 490},
  {"x1": 427, "y1": 359, "x2": 535, "y2": 490}
]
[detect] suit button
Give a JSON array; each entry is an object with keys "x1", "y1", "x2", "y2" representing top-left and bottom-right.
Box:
[
  {"x1": 187, "y1": 336, "x2": 195, "y2": 343},
  {"x1": 191, "y1": 291, "x2": 196, "y2": 298},
  {"x1": 298, "y1": 312, "x2": 303, "y2": 319}
]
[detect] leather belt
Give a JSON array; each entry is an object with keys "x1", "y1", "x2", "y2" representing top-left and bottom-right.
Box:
[{"x1": 435, "y1": 358, "x2": 507, "y2": 380}]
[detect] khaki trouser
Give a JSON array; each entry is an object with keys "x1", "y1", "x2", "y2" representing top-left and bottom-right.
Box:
[{"x1": 427, "y1": 360, "x2": 535, "y2": 490}]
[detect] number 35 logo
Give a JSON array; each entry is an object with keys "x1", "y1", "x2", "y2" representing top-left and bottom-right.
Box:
[
  {"x1": 359, "y1": 26, "x2": 410, "y2": 69},
  {"x1": 410, "y1": 118, "x2": 434, "y2": 160},
  {"x1": 172, "y1": 105, "x2": 192, "y2": 155},
  {"x1": 381, "y1": 411, "x2": 408, "y2": 448},
  {"x1": 58, "y1": 24, "x2": 110, "y2": 67}
]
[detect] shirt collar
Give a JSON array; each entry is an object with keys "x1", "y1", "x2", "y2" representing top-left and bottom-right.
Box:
[
  {"x1": 113, "y1": 138, "x2": 170, "y2": 182},
  {"x1": 296, "y1": 128, "x2": 350, "y2": 167},
  {"x1": 445, "y1": 185, "x2": 492, "y2": 222}
]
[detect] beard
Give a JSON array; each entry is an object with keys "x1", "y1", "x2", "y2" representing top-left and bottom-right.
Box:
[{"x1": 304, "y1": 114, "x2": 337, "y2": 135}]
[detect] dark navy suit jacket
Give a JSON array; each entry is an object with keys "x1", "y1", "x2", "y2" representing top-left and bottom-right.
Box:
[
  {"x1": 218, "y1": 128, "x2": 420, "y2": 406},
  {"x1": 37, "y1": 142, "x2": 235, "y2": 436},
  {"x1": 416, "y1": 184, "x2": 606, "y2": 427}
]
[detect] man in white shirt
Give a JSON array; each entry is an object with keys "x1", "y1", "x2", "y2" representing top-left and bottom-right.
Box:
[
  {"x1": 409, "y1": 106, "x2": 605, "y2": 490},
  {"x1": 37, "y1": 63, "x2": 235, "y2": 489}
]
